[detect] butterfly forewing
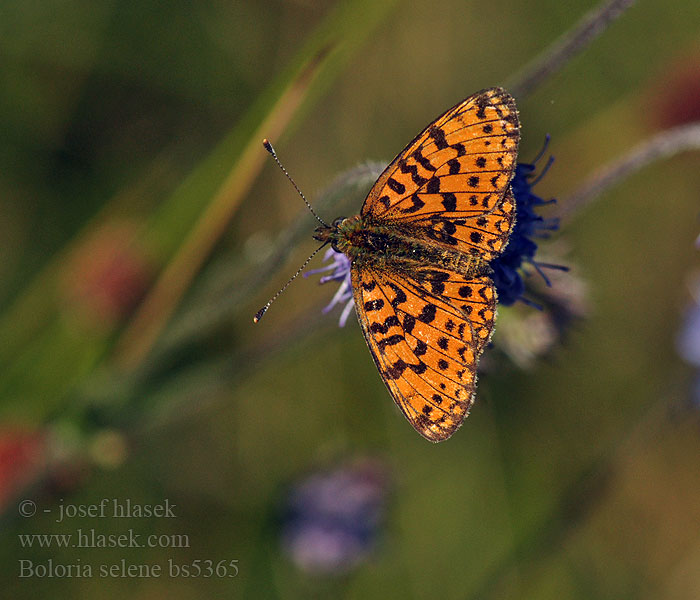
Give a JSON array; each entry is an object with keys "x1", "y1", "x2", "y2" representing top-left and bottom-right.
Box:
[{"x1": 361, "y1": 87, "x2": 519, "y2": 262}]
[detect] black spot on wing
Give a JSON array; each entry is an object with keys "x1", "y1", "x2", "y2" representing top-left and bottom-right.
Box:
[
  {"x1": 388, "y1": 283, "x2": 408, "y2": 308},
  {"x1": 399, "y1": 194, "x2": 425, "y2": 214},
  {"x1": 361, "y1": 280, "x2": 376, "y2": 292},
  {"x1": 364, "y1": 299, "x2": 384, "y2": 312},
  {"x1": 453, "y1": 142, "x2": 466, "y2": 156},
  {"x1": 417, "y1": 303, "x2": 437, "y2": 323},
  {"x1": 376, "y1": 334, "x2": 404, "y2": 352},
  {"x1": 419, "y1": 269, "x2": 450, "y2": 295},
  {"x1": 398, "y1": 158, "x2": 429, "y2": 186},
  {"x1": 428, "y1": 279, "x2": 445, "y2": 295},
  {"x1": 475, "y1": 96, "x2": 488, "y2": 119},
  {"x1": 441, "y1": 193, "x2": 457, "y2": 211},
  {"x1": 426, "y1": 227, "x2": 458, "y2": 246},
  {"x1": 414, "y1": 340, "x2": 428, "y2": 356},
  {"x1": 409, "y1": 361, "x2": 427, "y2": 375},
  {"x1": 385, "y1": 359, "x2": 406, "y2": 379},
  {"x1": 429, "y1": 125, "x2": 449, "y2": 150},
  {"x1": 387, "y1": 177, "x2": 406, "y2": 195},
  {"x1": 369, "y1": 315, "x2": 400, "y2": 334},
  {"x1": 426, "y1": 177, "x2": 440, "y2": 194},
  {"x1": 412, "y1": 149, "x2": 436, "y2": 172}
]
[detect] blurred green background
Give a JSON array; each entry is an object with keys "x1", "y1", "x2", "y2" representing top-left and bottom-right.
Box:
[{"x1": 1, "y1": 0, "x2": 699, "y2": 598}]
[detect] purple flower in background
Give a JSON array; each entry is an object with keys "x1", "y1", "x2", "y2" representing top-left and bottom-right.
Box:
[
  {"x1": 676, "y1": 273, "x2": 700, "y2": 407},
  {"x1": 677, "y1": 281, "x2": 700, "y2": 367},
  {"x1": 280, "y1": 459, "x2": 389, "y2": 575}
]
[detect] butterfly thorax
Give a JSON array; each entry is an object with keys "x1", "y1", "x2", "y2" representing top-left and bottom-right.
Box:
[{"x1": 314, "y1": 215, "x2": 491, "y2": 278}]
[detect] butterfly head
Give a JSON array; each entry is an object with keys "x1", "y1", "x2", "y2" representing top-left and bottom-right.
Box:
[{"x1": 313, "y1": 215, "x2": 362, "y2": 255}]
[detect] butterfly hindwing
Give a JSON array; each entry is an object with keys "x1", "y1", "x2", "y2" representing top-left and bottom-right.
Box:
[
  {"x1": 352, "y1": 264, "x2": 485, "y2": 442},
  {"x1": 413, "y1": 267, "x2": 498, "y2": 355}
]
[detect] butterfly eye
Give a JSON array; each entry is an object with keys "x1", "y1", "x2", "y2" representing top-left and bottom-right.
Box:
[{"x1": 332, "y1": 217, "x2": 346, "y2": 228}]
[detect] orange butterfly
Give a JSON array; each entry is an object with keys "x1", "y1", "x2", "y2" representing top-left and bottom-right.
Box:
[{"x1": 266, "y1": 88, "x2": 519, "y2": 442}]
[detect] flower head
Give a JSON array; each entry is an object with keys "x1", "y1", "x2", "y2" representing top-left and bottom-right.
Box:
[
  {"x1": 491, "y1": 138, "x2": 567, "y2": 306},
  {"x1": 61, "y1": 220, "x2": 152, "y2": 328},
  {"x1": 0, "y1": 429, "x2": 46, "y2": 511},
  {"x1": 677, "y1": 272, "x2": 700, "y2": 408},
  {"x1": 677, "y1": 277, "x2": 700, "y2": 368},
  {"x1": 649, "y1": 51, "x2": 700, "y2": 130},
  {"x1": 280, "y1": 458, "x2": 390, "y2": 575}
]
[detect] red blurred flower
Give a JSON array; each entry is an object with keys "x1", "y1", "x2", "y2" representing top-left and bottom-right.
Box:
[
  {"x1": 649, "y1": 54, "x2": 700, "y2": 130},
  {"x1": 0, "y1": 429, "x2": 46, "y2": 511},
  {"x1": 61, "y1": 221, "x2": 152, "y2": 327}
]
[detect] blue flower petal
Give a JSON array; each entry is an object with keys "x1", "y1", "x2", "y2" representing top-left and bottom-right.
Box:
[{"x1": 491, "y1": 144, "x2": 567, "y2": 306}]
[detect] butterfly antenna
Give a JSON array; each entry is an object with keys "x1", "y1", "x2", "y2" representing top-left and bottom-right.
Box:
[
  {"x1": 253, "y1": 243, "x2": 328, "y2": 323},
  {"x1": 263, "y1": 139, "x2": 329, "y2": 227}
]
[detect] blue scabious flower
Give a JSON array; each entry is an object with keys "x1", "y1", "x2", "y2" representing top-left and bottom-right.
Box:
[
  {"x1": 491, "y1": 140, "x2": 566, "y2": 306},
  {"x1": 280, "y1": 459, "x2": 389, "y2": 575}
]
